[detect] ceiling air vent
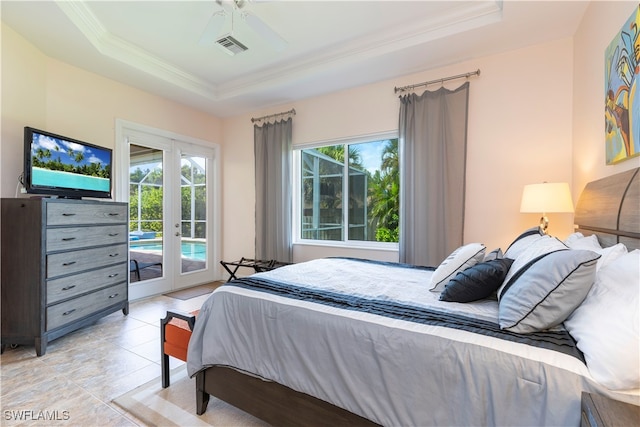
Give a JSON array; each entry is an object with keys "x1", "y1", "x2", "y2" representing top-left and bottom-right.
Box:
[{"x1": 215, "y1": 35, "x2": 248, "y2": 56}]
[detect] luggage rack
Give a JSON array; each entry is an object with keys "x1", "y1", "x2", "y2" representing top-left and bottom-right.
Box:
[{"x1": 220, "y1": 257, "x2": 291, "y2": 282}]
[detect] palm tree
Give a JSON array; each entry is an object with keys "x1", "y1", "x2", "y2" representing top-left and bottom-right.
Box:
[
  {"x1": 34, "y1": 148, "x2": 48, "y2": 167},
  {"x1": 74, "y1": 152, "x2": 84, "y2": 164},
  {"x1": 381, "y1": 139, "x2": 398, "y2": 177},
  {"x1": 316, "y1": 145, "x2": 364, "y2": 169},
  {"x1": 368, "y1": 139, "x2": 399, "y2": 242}
]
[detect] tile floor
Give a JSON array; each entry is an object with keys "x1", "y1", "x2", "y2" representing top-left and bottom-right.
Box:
[{"x1": 0, "y1": 290, "x2": 213, "y2": 426}]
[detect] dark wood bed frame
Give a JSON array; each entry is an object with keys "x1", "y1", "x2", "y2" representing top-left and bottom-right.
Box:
[
  {"x1": 196, "y1": 364, "x2": 378, "y2": 426},
  {"x1": 195, "y1": 167, "x2": 639, "y2": 426},
  {"x1": 574, "y1": 167, "x2": 639, "y2": 250}
]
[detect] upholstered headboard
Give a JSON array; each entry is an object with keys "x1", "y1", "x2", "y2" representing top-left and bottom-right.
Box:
[{"x1": 574, "y1": 167, "x2": 640, "y2": 250}]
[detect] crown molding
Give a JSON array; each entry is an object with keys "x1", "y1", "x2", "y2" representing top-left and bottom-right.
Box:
[
  {"x1": 55, "y1": 0, "x2": 218, "y2": 99},
  {"x1": 55, "y1": 0, "x2": 502, "y2": 104},
  {"x1": 215, "y1": 1, "x2": 503, "y2": 99}
]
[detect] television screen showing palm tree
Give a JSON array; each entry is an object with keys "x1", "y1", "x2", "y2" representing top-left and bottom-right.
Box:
[{"x1": 25, "y1": 127, "x2": 113, "y2": 198}]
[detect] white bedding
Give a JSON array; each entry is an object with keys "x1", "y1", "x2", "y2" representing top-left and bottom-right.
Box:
[{"x1": 187, "y1": 258, "x2": 639, "y2": 426}]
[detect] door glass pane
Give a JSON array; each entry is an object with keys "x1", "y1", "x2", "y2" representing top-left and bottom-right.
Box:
[
  {"x1": 180, "y1": 154, "x2": 207, "y2": 273},
  {"x1": 129, "y1": 145, "x2": 164, "y2": 282}
]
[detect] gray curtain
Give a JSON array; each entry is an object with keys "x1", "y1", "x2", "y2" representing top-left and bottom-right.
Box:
[
  {"x1": 254, "y1": 118, "x2": 293, "y2": 262},
  {"x1": 399, "y1": 82, "x2": 469, "y2": 266}
]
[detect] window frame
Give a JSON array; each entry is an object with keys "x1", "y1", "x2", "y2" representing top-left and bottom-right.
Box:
[{"x1": 292, "y1": 131, "x2": 399, "y2": 250}]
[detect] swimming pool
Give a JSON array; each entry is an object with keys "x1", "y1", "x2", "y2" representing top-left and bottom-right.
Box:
[{"x1": 130, "y1": 240, "x2": 206, "y2": 261}]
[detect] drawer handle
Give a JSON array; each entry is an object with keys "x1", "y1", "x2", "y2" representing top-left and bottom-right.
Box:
[
  {"x1": 108, "y1": 273, "x2": 119, "y2": 278},
  {"x1": 109, "y1": 253, "x2": 119, "y2": 257},
  {"x1": 108, "y1": 233, "x2": 119, "y2": 237},
  {"x1": 62, "y1": 213, "x2": 76, "y2": 217},
  {"x1": 62, "y1": 261, "x2": 77, "y2": 266},
  {"x1": 61, "y1": 285, "x2": 76, "y2": 291},
  {"x1": 108, "y1": 213, "x2": 120, "y2": 216},
  {"x1": 109, "y1": 293, "x2": 119, "y2": 299},
  {"x1": 62, "y1": 309, "x2": 76, "y2": 316},
  {"x1": 62, "y1": 237, "x2": 76, "y2": 241}
]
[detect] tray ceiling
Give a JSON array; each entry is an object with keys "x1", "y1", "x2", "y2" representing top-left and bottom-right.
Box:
[{"x1": 1, "y1": 1, "x2": 589, "y2": 117}]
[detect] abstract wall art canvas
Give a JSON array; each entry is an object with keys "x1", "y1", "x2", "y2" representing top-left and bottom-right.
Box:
[{"x1": 605, "y1": 5, "x2": 640, "y2": 164}]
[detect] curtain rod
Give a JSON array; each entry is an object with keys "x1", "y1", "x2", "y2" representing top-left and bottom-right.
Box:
[
  {"x1": 394, "y1": 69, "x2": 481, "y2": 94},
  {"x1": 251, "y1": 108, "x2": 296, "y2": 123}
]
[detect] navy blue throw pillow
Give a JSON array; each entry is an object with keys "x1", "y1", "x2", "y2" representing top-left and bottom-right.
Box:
[{"x1": 439, "y1": 258, "x2": 514, "y2": 303}]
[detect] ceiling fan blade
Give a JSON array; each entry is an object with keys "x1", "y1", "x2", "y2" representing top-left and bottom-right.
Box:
[
  {"x1": 198, "y1": 11, "x2": 226, "y2": 46},
  {"x1": 242, "y1": 12, "x2": 287, "y2": 51}
]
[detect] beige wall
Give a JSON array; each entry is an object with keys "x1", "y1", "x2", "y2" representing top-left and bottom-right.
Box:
[
  {"x1": 224, "y1": 2, "x2": 640, "y2": 265},
  {"x1": 1, "y1": 23, "x2": 223, "y2": 201},
  {"x1": 4, "y1": 1, "x2": 639, "y2": 269},
  {"x1": 1, "y1": 24, "x2": 48, "y2": 198},
  {"x1": 572, "y1": 1, "x2": 640, "y2": 199},
  {"x1": 223, "y1": 37, "x2": 576, "y2": 263}
]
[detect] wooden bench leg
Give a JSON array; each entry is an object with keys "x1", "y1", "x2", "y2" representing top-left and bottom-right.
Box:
[
  {"x1": 160, "y1": 310, "x2": 198, "y2": 388},
  {"x1": 161, "y1": 353, "x2": 170, "y2": 388}
]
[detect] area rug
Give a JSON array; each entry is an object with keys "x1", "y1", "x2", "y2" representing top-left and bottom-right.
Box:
[
  {"x1": 112, "y1": 366, "x2": 267, "y2": 426},
  {"x1": 163, "y1": 282, "x2": 223, "y2": 300}
]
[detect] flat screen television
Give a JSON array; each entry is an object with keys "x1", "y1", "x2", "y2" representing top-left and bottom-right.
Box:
[{"x1": 23, "y1": 126, "x2": 113, "y2": 199}]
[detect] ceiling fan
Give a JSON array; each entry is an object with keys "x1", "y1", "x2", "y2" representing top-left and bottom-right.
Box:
[{"x1": 198, "y1": 0, "x2": 287, "y2": 55}]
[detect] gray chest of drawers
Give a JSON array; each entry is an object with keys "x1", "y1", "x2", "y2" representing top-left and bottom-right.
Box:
[{"x1": 1, "y1": 198, "x2": 129, "y2": 356}]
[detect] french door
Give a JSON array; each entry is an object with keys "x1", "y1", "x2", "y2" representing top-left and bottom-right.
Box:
[{"x1": 116, "y1": 120, "x2": 220, "y2": 300}]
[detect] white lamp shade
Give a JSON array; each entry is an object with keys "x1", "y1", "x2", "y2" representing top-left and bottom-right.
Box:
[{"x1": 520, "y1": 182, "x2": 574, "y2": 213}]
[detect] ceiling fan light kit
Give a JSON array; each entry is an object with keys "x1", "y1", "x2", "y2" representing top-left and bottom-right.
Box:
[
  {"x1": 198, "y1": 10, "x2": 226, "y2": 47},
  {"x1": 242, "y1": 12, "x2": 287, "y2": 52}
]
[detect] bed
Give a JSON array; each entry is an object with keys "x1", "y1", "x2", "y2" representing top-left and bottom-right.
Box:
[{"x1": 187, "y1": 168, "x2": 639, "y2": 426}]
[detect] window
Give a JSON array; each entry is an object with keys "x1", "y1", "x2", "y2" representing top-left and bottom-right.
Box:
[{"x1": 296, "y1": 136, "x2": 399, "y2": 245}]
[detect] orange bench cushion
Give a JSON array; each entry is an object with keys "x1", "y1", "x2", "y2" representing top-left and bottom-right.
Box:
[{"x1": 164, "y1": 310, "x2": 199, "y2": 362}]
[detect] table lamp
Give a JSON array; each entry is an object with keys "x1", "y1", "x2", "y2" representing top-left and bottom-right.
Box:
[{"x1": 520, "y1": 182, "x2": 574, "y2": 234}]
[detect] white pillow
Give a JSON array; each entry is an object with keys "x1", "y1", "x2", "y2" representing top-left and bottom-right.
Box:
[
  {"x1": 483, "y1": 248, "x2": 503, "y2": 261},
  {"x1": 563, "y1": 234, "x2": 627, "y2": 270},
  {"x1": 565, "y1": 233, "x2": 601, "y2": 250},
  {"x1": 566, "y1": 233, "x2": 628, "y2": 271},
  {"x1": 564, "y1": 250, "x2": 640, "y2": 390},
  {"x1": 504, "y1": 227, "x2": 544, "y2": 260},
  {"x1": 498, "y1": 235, "x2": 568, "y2": 300},
  {"x1": 563, "y1": 232, "x2": 586, "y2": 247},
  {"x1": 429, "y1": 243, "x2": 485, "y2": 292},
  {"x1": 593, "y1": 243, "x2": 628, "y2": 271},
  {"x1": 498, "y1": 249, "x2": 599, "y2": 333}
]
